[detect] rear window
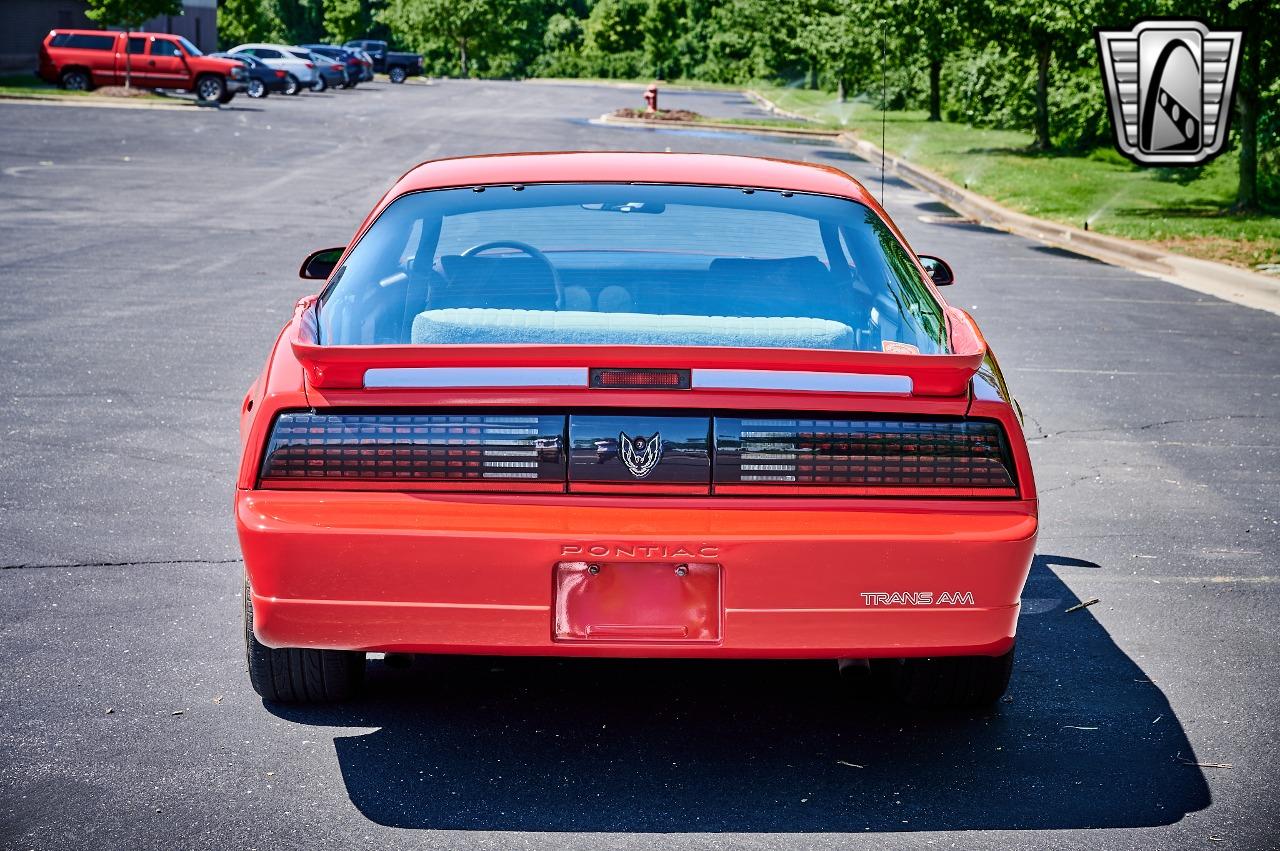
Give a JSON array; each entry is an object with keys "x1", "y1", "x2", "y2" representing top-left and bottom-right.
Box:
[
  {"x1": 317, "y1": 183, "x2": 948, "y2": 354},
  {"x1": 50, "y1": 33, "x2": 115, "y2": 50}
]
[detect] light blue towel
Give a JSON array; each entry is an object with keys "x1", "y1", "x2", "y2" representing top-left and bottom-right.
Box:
[{"x1": 411, "y1": 308, "x2": 856, "y2": 350}]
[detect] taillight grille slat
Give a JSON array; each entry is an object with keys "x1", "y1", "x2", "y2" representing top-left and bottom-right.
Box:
[
  {"x1": 715, "y1": 418, "x2": 1015, "y2": 490},
  {"x1": 260, "y1": 413, "x2": 564, "y2": 483}
]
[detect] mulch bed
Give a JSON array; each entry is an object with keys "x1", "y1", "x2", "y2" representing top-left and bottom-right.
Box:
[
  {"x1": 613, "y1": 107, "x2": 703, "y2": 122},
  {"x1": 94, "y1": 86, "x2": 158, "y2": 98}
]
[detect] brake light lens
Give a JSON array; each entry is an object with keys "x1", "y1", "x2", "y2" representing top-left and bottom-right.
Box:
[
  {"x1": 275, "y1": 69, "x2": 285, "y2": 78},
  {"x1": 589, "y1": 368, "x2": 690, "y2": 389},
  {"x1": 713, "y1": 418, "x2": 1016, "y2": 495},
  {"x1": 331, "y1": 63, "x2": 342, "y2": 71},
  {"x1": 259, "y1": 413, "x2": 565, "y2": 491},
  {"x1": 305, "y1": 61, "x2": 314, "y2": 68}
]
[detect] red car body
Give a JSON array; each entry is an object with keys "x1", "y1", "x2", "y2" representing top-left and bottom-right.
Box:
[
  {"x1": 38, "y1": 29, "x2": 245, "y2": 98},
  {"x1": 236, "y1": 152, "x2": 1037, "y2": 702}
]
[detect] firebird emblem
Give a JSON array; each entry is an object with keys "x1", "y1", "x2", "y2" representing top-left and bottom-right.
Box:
[{"x1": 619, "y1": 431, "x2": 662, "y2": 478}]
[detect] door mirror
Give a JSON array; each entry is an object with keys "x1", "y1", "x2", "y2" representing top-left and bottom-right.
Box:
[
  {"x1": 299, "y1": 246, "x2": 345, "y2": 280},
  {"x1": 917, "y1": 255, "x2": 955, "y2": 286}
]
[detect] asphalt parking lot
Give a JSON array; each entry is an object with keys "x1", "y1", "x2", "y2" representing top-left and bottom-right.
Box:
[{"x1": 1, "y1": 79, "x2": 1277, "y2": 850}]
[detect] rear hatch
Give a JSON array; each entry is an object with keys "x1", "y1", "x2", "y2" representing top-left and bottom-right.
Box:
[{"x1": 256, "y1": 300, "x2": 1020, "y2": 499}]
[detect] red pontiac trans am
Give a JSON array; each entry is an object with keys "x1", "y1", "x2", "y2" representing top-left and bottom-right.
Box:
[{"x1": 236, "y1": 152, "x2": 1038, "y2": 707}]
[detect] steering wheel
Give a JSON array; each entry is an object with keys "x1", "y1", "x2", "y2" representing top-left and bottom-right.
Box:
[{"x1": 460, "y1": 239, "x2": 562, "y2": 306}]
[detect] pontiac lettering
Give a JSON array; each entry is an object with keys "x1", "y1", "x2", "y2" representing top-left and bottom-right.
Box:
[{"x1": 560, "y1": 543, "x2": 720, "y2": 559}]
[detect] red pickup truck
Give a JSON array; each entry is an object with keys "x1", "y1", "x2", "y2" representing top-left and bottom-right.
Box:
[{"x1": 38, "y1": 29, "x2": 246, "y2": 103}]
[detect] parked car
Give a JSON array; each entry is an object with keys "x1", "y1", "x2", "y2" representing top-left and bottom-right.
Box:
[
  {"x1": 226, "y1": 43, "x2": 315, "y2": 95},
  {"x1": 38, "y1": 30, "x2": 246, "y2": 102},
  {"x1": 342, "y1": 39, "x2": 423, "y2": 83},
  {"x1": 236, "y1": 152, "x2": 1038, "y2": 707},
  {"x1": 210, "y1": 52, "x2": 288, "y2": 99},
  {"x1": 349, "y1": 48, "x2": 375, "y2": 82},
  {"x1": 289, "y1": 49, "x2": 344, "y2": 92},
  {"x1": 301, "y1": 44, "x2": 362, "y2": 88}
]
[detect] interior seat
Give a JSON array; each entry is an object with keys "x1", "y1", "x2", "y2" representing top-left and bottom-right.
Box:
[
  {"x1": 705, "y1": 255, "x2": 841, "y2": 318},
  {"x1": 431, "y1": 255, "x2": 560, "y2": 310}
]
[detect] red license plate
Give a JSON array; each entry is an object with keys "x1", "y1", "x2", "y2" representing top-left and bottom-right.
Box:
[{"x1": 554, "y1": 561, "x2": 722, "y2": 642}]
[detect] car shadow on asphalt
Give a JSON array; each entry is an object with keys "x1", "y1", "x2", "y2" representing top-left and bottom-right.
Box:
[{"x1": 267, "y1": 555, "x2": 1210, "y2": 833}]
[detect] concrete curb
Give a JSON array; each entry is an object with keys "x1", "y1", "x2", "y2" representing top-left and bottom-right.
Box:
[
  {"x1": 597, "y1": 112, "x2": 840, "y2": 141},
  {"x1": 0, "y1": 92, "x2": 196, "y2": 111},
  {"x1": 524, "y1": 77, "x2": 737, "y2": 93},
  {"x1": 743, "y1": 89, "x2": 814, "y2": 123}
]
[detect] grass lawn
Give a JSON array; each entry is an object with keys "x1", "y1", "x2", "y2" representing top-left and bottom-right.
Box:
[
  {"x1": 0, "y1": 73, "x2": 171, "y2": 102},
  {"x1": 752, "y1": 84, "x2": 1279, "y2": 270}
]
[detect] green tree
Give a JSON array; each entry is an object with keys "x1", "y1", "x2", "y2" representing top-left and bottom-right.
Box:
[
  {"x1": 323, "y1": 0, "x2": 369, "y2": 44},
  {"x1": 543, "y1": 11, "x2": 583, "y2": 53},
  {"x1": 582, "y1": 0, "x2": 647, "y2": 77},
  {"x1": 84, "y1": 0, "x2": 183, "y2": 88},
  {"x1": 990, "y1": 0, "x2": 1100, "y2": 149},
  {"x1": 218, "y1": 0, "x2": 285, "y2": 48},
  {"x1": 378, "y1": 0, "x2": 494, "y2": 76},
  {"x1": 797, "y1": 0, "x2": 877, "y2": 102},
  {"x1": 887, "y1": 0, "x2": 972, "y2": 121},
  {"x1": 641, "y1": 0, "x2": 685, "y2": 79},
  {"x1": 276, "y1": 0, "x2": 325, "y2": 44},
  {"x1": 1199, "y1": 0, "x2": 1279, "y2": 209},
  {"x1": 1142, "y1": 0, "x2": 1276, "y2": 207}
]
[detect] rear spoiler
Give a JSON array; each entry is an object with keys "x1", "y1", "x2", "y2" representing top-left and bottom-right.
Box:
[{"x1": 288, "y1": 298, "x2": 987, "y2": 397}]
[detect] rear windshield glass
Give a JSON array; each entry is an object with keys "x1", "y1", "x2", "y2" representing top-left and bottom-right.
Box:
[
  {"x1": 51, "y1": 33, "x2": 115, "y2": 50},
  {"x1": 317, "y1": 183, "x2": 948, "y2": 353}
]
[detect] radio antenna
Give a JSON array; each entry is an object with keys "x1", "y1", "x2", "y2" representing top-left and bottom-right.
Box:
[{"x1": 880, "y1": 20, "x2": 887, "y2": 207}]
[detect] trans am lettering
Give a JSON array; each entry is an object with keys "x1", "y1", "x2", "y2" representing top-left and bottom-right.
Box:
[
  {"x1": 861, "y1": 591, "x2": 975, "y2": 606},
  {"x1": 561, "y1": 544, "x2": 720, "y2": 559}
]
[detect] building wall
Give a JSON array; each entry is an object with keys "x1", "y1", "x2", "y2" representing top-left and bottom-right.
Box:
[{"x1": 0, "y1": 0, "x2": 217, "y2": 73}]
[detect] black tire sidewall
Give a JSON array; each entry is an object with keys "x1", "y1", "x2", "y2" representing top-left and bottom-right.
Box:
[
  {"x1": 285, "y1": 74, "x2": 299, "y2": 95},
  {"x1": 61, "y1": 69, "x2": 90, "y2": 91},
  {"x1": 196, "y1": 75, "x2": 225, "y2": 103},
  {"x1": 248, "y1": 79, "x2": 265, "y2": 98},
  {"x1": 389, "y1": 67, "x2": 406, "y2": 84}
]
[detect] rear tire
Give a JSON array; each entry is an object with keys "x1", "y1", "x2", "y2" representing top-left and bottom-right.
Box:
[
  {"x1": 60, "y1": 68, "x2": 92, "y2": 91},
  {"x1": 312, "y1": 75, "x2": 328, "y2": 92},
  {"x1": 244, "y1": 583, "x2": 365, "y2": 703},
  {"x1": 247, "y1": 79, "x2": 267, "y2": 98},
  {"x1": 388, "y1": 65, "x2": 407, "y2": 84},
  {"x1": 283, "y1": 74, "x2": 300, "y2": 96},
  {"x1": 884, "y1": 647, "x2": 1014, "y2": 708}
]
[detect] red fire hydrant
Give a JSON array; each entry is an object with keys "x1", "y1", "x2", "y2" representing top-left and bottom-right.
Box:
[{"x1": 644, "y1": 83, "x2": 658, "y2": 114}]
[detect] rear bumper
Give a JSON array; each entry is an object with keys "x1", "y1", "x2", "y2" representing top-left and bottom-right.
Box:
[{"x1": 238, "y1": 491, "x2": 1037, "y2": 658}]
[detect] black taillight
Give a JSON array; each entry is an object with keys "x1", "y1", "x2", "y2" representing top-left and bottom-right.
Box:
[
  {"x1": 259, "y1": 413, "x2": 565, "y2": 489},
  {"x1": 713, "y1": 417, "x2": 1016, "y2": 494}
]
